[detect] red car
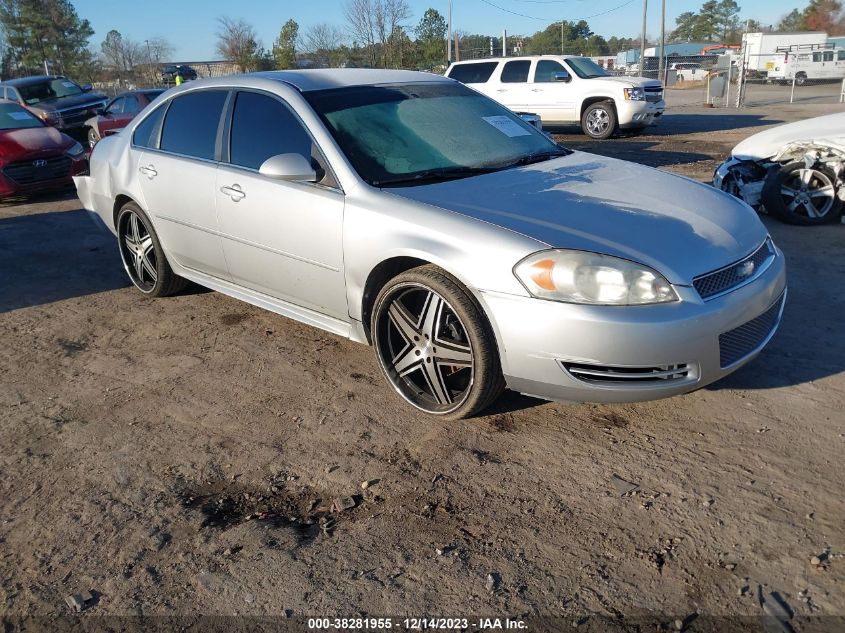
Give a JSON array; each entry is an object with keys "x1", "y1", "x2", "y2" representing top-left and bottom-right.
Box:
[
  {"x1": 0, "y1": 99, "x2": 88, "y2": 200},
  {"x1": 84, "y1": 89, "x2": 164, "y2": 148}
]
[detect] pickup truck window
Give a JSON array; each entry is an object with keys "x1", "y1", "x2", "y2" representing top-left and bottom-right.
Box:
[
  {"x1": 447, "y1": 62, "x2": 497, "y2": 84},
  {"x1": 501, "y1": 60, "x2": 530, "y2": 83}
]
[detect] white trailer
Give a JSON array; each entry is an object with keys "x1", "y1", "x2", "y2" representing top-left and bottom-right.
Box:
[{"x1": 742, "y1": 32, "x2": 828, "y2": 73}]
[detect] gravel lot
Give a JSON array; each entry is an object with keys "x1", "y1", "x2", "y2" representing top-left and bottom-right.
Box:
[{"x1": 1, "y1": 103, "x2": 843, "y2": 631}]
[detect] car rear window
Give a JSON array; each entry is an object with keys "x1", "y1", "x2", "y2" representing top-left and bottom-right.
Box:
[
  {"x1": 159, "y1": 90, "x2": 227, "y2": 160},
  {"x1": 447, "y1": 62, "x2": 498, "y2": 84},
  {"x1": 501, "y1": 60, "x2": 530, "y2": 83}
]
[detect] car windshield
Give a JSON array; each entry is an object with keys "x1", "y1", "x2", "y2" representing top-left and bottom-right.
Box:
[
  {"x1": 0, "y1": 102, "x2": 44, "y2": 130},
  {"x1": 304, "y1": 82, "x2": 565, "y2": 186},
  {"x1": 565, "y1": 57, "x2": 610, "y2": 79},
  {"x1": 17, "y1": 78, "x2": 84, "y2": 104}
]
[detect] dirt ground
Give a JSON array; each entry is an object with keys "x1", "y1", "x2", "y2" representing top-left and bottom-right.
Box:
[{"x1": 1, "y1": 103, "x2": 843, "y2": 632}]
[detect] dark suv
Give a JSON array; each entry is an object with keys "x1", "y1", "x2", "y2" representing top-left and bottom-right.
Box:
[
  {"x1": 161, "y1": 65, "x2": 198, "y2": 84},
  {"x1": 0, "y1": 75, "x2": 108, "y2": 131}
]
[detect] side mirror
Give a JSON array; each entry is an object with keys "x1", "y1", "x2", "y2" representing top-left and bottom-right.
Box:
[
  {"x1": 259, "y1": 153, "x2": 318, "y2": 182},
  {"x1": 81, "y1": 83, "x2": 93, "y2": 92},
  {"x1": 553, "y1": 71, "x2": 571, "y2": 83}
]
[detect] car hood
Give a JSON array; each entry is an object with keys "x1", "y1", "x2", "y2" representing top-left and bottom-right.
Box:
[
  {"x1": 26, "y1": 91, "x2": 107, "y2": 112},
  {"x1": 387, "y1": 151, "x2": 766, "y2": 285},
  {"x1": 732, "y1": 111, "x2": 845, "y2": 160},
  {"x1": 593, "y1": 75, "x2": 662, "y2": 89},
  {"x1": 0, "y1": 126, "x2": 73, "y2": 156}
]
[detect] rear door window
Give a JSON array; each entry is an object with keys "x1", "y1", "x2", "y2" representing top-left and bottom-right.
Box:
[
  {"x1": 501, "y1": 60, "x2": 531, "y2": 83},
  {"x1": 132, "y1": 104, "x2": 167, "y2": 148},
  {"x1": 159, "y1": 90, "x2": 228, "y2": 160},
  {"x1": 447, "y1": 62, "x2": 498, "y2": 84}
]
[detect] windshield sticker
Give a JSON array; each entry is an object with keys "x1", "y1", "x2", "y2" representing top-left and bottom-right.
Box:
[
  {"x1": 8, "y1": 111, "x2": 34, "y2": 120},
  {"x1": 482, "y1": 115, "x2": 531, "y2": 137},
  {"x1": 62, "y1": 81, "x2": 76, "y2": 88}
]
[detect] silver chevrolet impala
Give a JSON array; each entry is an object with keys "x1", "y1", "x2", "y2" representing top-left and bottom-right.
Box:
[{"x1": 75, "y1": 69, "x2": 787, "y2": 419}]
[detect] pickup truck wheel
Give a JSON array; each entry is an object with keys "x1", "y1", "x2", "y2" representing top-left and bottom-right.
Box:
[
  {"x1": 581, "y1": 101, "x2": 617, "y2": 140},
  {"x1": 762, "y1": 162, "x2": 842, "y2": 225},
  {"x1": 87, "y1": 127, "x2": 100, "y2": 149}
]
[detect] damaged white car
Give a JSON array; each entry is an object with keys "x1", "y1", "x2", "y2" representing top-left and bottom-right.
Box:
[{"x1": 714, "y1": 112, "x2": 845, "y2": 225}]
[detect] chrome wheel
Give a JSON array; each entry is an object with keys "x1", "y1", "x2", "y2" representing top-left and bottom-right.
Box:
[
  {"x1": 779, "y1": 167, "x2": 836, "y2": 220},
  {"x1": 586, "y1": 108, "x2": 610, "y2": 136},
  {"x1": 118, "y1": 210, "x2": 158, "y2": 292},
  {"x1": 87, "y1": 127, "x2": 99, "y2": 149},
  {"x1": 374, "y1": 283, "x2": 474, "y2": 414}
]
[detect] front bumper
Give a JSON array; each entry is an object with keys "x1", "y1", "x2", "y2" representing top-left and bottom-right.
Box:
[
  {"x1": 617, "y1": 99, "x2": 665, "y2": 128},
  {"x1": 477, "y1": 248, "x2": 786, "y2": 403}
]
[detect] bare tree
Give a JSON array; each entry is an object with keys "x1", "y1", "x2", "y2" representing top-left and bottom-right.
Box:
[
  {"x1": 302, "y1": 23, "x2": 345, "y2": 67},
  {"x1": 344, "y1": 0, "x2": 409, "y2": 68},
  {"x1": 215, "y1": 16, "x2": 259, "y2": 72}
]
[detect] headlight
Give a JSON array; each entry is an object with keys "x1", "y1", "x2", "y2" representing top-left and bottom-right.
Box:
[
  {"x1": 514, "y1": 250, "x2": 678, "y2": 305},
  {"x1": 38, "y1": 111, "x2": 61, "y2": 125},
  {"x1": 623, "y1": 87, "x2": 646, "y2": 101},
  {"x1": 65, "y1": 141, "x2": 85, "y2": 158}
]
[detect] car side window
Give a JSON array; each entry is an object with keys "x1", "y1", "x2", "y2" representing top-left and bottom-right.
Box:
[
  {"x1": 229, "y1": 91, "x2": 337, "y2": 187},
  {"x1": 124, "y1": 94, "x2": 141, "y2": 113},
  {"x1": 534, "y1": 60, "x2": 566, "y2": 82},
  {"x1": 159, "y1": 90, "x2": 227, "y2": 161},
  {"x1": 132, "y1": 104, "x2": 167, "y2": 149},
  {"x1": 106, "y1": 97, "x2": 125, "y2": 115},
  {"x1": 839, "y1": 50, "x2": 845, "y2": 61},
  {"x1": 447, "y1": 62, "x2": 498, "y2": 84},
  {"x1": 823, "y1": 51, "x2": 834, "y2": 62},
  {"x1": 501, "y1": 60, "x2": 531, "y2": 83}
]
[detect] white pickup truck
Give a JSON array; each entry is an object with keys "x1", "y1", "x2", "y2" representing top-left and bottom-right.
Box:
[{"x1": 446, "y1": 55, "x2": 665, "y2": 139}]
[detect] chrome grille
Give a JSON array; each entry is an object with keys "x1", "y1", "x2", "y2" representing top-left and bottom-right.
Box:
[
  {"x1": 719, "y1": 292, "x2": 785, "y2": 368},
  {"x1": 2, "y1": 155, "x2": 72, "y2": 184},
  {"x1": 562, "y1": 362, "x2": 689, "y2": 384},
  {"x1": 694, "y1": 239, "x2": 775, "y2": 300}
]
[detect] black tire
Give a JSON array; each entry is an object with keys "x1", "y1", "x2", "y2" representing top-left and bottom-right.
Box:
[
  {"x1": 795, "y1": 72, "x2": 807, "y2": 86},
  {"x1": 371, "y1": 264, "x2": 505, "y2": 420},
  {"x1": 116, "y1": 202, "x2": 187, "y2": 297},
  {"x1": 762, "y1": 162, "x2": 842, "y2": 225},
  {"x1": 581, "y1": 100, "x2": 617, "y2": 140},
  {"x1": 87, "y1": 126, "x2": 99, "y2": 149}
]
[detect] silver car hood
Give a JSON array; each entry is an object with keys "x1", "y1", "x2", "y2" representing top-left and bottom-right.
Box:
[
  {"x1": 388, "y1": 151, "x2": 767, "y2": 285},
  {"x1": 731, "y1": 111, "x2": 845, "y2": 160}
]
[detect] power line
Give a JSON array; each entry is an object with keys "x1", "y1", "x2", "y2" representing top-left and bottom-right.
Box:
[{"x1": 478, "y1": 0, "x2": 637, "y2": 22}]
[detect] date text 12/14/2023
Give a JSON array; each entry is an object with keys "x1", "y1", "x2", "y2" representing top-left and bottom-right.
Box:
[{"x1": 307, "y1": 618, "x2": 528, "y2": 630}]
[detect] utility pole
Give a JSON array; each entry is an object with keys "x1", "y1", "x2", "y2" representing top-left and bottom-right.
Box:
[
  {"x1": 502, "y1": 29, "x2": 507, "y2": 57},
  {"x1": 447, "y1": 0, "x2": 452, "y2": 64},
  {"x1": 658, "y1": 0, "x2": 665, "y2": 82},
  {"x1": 639, "y1": 0, "x2": 648, "y2": 76},
  {"x1": 561, "y1": 22, "x2": 564, "y2": 55}
]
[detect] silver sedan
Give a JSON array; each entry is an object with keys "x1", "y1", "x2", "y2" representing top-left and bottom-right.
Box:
[{"x1": 75, "y1": 69, "x2": 787, "y2": 419}]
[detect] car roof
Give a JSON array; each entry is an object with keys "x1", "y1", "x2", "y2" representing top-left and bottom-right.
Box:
[
  {"x1": 252, "y1": 68, "x2": 452, "y2": 92},
  {"x1": 1, "y1": 75, "x2": 66, "y2": 86},
  {"x1": 449, "y1": 55, "x2": 582, "y2": 65}
]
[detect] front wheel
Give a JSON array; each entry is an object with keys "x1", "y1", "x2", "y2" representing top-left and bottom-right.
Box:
[
  {"x1": 762, "y1": 162, "x2": 842, "y2": 225},
  {"x1": 795, "y1": 72, "x2": 807, "y2": 86},
  {"x1": 371, "y1": 265, "x2": 505, "y2": 419},
  {"x1": 581, "y1": 101, "x2": 617, "y2": 140},
  {"x1": 116, "y1": 202, "x2": 187, "y2": 296},
  {"x1": 87, "y1": 127, "x2": 100, "y2": 149}
]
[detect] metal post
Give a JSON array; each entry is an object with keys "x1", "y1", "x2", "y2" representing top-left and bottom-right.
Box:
[
  {"x1": 639, "y1": 0, "x2": 648, "y2": 76},
  {"x1": 790, "y1": 75, "x2": 796, "y2": 103},
  {"x1": 840, "y1": 77, "x2": 845, "y2": 102},
  {"x1": 658, "y1": 0, "x2": 665, "y2": 83},
  {"x1": 725, "y1": 69, "x2": 731, "y2": 108},
  {"x1": 561, "y1": 22, "x2": 564, "y2": 55},
  {"x1": 502, "y1": 29, "x2": 507, "y2": 57},
  {"x1": 447, "y1": 0, "x2": 452, "y2": 65}
]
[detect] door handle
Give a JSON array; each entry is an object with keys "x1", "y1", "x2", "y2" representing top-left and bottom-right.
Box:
[
  {"x1": 220, "y1": 184, "x2": 246, "y2": 202},
  {"x1": 138, "y1": 164, "x2": 157, "y2": 179},
  {"x1": 531, "y1": 88, "x2": 543, "y2": 92},
  {"x1": 496, "y1": 88, "x2": 508, "y2": 92}
]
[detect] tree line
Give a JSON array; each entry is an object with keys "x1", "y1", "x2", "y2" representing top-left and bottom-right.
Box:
[{"x1": 0, "y1": 0, "x2": 839, "y2": 83}]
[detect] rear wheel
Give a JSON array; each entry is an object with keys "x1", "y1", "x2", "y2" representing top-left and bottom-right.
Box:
[
  {"x1": 116, "y1": 202, "x2": 187, "y2": 296},
  {"x1": 795, "y1": 72, "x2": 807, "y2": 86},
  {"x1": 762, "y1": 162, "x2": 841, "y2": 225},
  {"x1": 581, "y1": 101, "x2": 617, "y2": 140},
  {"x1": 371, "y1": 265, "x2": 505, "y2": 419}
]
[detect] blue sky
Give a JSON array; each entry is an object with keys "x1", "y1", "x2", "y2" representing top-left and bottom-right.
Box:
[{"x1": 73, "y1": 0, "x2": 801, "y2": 61}]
